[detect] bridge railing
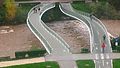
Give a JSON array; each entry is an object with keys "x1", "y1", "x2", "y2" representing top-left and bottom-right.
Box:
[
  {"x1": 27, "y1": 4, "x2": 53, "y2": 54},
  {"x1": 39, "y1": 3, "x2": 70, "y2": 52},
  {"x1": 59, "y1": 3, "x2": 94, "y2": 52},
  {"x1": 76, "y1": 10, "x2": 112, "y2": 52}
]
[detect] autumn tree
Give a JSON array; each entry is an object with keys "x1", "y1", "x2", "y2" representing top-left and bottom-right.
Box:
[{"x1": 4, "y1": 0, "x2": 16, "y2": 22}]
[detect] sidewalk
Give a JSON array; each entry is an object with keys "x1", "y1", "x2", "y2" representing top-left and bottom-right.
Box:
[{"x1": 0, "y1": 57, "x2": 45, "y2": 67}]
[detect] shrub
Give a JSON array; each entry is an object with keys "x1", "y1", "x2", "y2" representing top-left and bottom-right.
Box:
[
  {"x1": 81, "y1": 48, "x2": 90, "y2": 53},
  {"x1": 15, "y1": 49, "x2": 46, "y2": 59},
  {"x1": 116, "y1": 46, "x2": 120, "y2": 52}
]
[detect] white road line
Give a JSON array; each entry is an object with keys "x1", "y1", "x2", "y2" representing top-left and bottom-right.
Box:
[
  {"x1": 102, "y1": 60, "x2": 105, "y2": 66},
  {"x1": 106, "y1": 62, "x2": 109, "y2": 65},
  {"x1": 101, "y1": 54, "x2": 104, "y2": 59},
  {"x1": 106, "y1": 54, "x2": 110, "y2": 59},
  {"x1": 96, "y1": 47, "x2": 98, "y2": 50},
  {"x1": 101, "y1": 48, "x2": 103, "y2": 52},
  {"x1": 99, "y1": 65, "x2": 101, "y2": 68},
  {"x1": 95, "y1": 54, "x2": 99, "y2": 60}
]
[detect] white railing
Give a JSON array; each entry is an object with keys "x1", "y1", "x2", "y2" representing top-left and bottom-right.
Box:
[
  {"x1": 59, "y1": 3, "x2": 94, "y2": 53},
  {"x1": 27, "y1": 4, "x2": 55, "y2": 54},
  {"x1": 75, "y1": 9, "x2": 112, "y2": 52},
  {"x1": 38, "y1": 3, "x2": 70, "y2": 52},
  {"x1": 27, "y1": 3, "x2": 71, "y2": 54},
  {"x1": 73, "y1": 6, "x2": 113, "y2": 68}
]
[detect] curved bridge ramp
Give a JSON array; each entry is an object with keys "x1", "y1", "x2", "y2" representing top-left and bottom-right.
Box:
[
  {"x1": 27, "y1": 3, "x2": 78, "y2": 68},
  {"x1": 59, "y1": 3, "x2": 113, "y2": 68},
  {"x1": 27, "y1": 3, "x2": 71, "y2": 55}
]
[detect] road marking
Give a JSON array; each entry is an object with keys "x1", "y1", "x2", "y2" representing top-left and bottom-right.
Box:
[
  {"x1": 101, "y1": 48, "x2": 103, "y2": 53},
  {"x1": 99, "y1": 65, "x2": 101, "y2": 68},
  {"x1": 96, "y1": 47, "x2": 98, "y2": 50},
  {"x1": 63, "y1": 50, "x2": 66, "y2": 52},
  {"x1": 102, "y1": 60, "x2": 105, "y2": 66},
  {"x1": 101, "y1": 54, "x2": 104, "y2": 59},
  {"x1": 106, "y1": 62, "x2": 109, "y2": 65},
  {"x1": 106, "y1": 54, "x2": 110, "y2": 59},
  {"x1": 95, "y1": 54, "x2": 99, "y2": 60}
]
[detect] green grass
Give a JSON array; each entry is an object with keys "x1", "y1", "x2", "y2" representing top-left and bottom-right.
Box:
[
  {"x1": 3, "y1": 59, "x2": 120, "y2": 68},
  {"x1": 113, "y1": 59, "x2": 120, "y2": 68},
  {"x1": 3, "y1": 61, "x2": 60, "y2": 68},
  {"x1": 76, "y1": 60, "x2": 95, "y2": 68}
]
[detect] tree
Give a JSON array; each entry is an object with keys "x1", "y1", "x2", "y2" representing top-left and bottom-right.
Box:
[
  {"x1": 4, "y1": 0, "x2": 16, "y2": 22},
  {"x1": 108, "y1": 0, "x2": 120, "y2": 11},
  {"x1": 0, "y1": 0, "x2": 4, "y2": 6},
  {"x1": 116, "y1": 46, "x2": 120, "y2": 52}
]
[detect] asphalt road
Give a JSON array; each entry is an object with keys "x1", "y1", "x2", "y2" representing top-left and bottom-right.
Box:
[
  {"x1": 60, "y1": 3, "x2": 113, "y2": 68},
  {"x1": 27, "y1": 2, "x2": 113, "y2": 68},
  {"x1": 83, "y1": 15, "x2": 112, "y2": 68},
  {"x1": 27, "y1": 3, "x2": 77, "y2": 68}
]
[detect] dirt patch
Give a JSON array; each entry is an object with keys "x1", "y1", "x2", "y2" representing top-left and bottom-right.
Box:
[
  {"x1": 0, "y1": 24, "x2": 43, "y2": 57},
  {"x1": 46, "y1": 20, "x2": 90, "y2": 53},
  {"x1": 0, "y1": 20, "x2": 119, "y2": 56}
]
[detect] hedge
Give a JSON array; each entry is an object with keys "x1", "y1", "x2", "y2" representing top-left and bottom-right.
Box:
[
  {"x1": 15, "y1": 49, "x2": 46, "y2": 59},
  {"x1": 81, "y1": 48, "x2": 90, "y2": 53}
]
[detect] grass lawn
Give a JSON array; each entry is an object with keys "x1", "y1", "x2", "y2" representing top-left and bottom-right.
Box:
[
  {"x1": 3, "y1": 61, "x2": 60, "y2": 68},
  {"x1": 76, "y1": 60, "x2": 95, "y2": 68},
  {"x1": 113, "y1": 59, "x2": 120, "y2": 68}
]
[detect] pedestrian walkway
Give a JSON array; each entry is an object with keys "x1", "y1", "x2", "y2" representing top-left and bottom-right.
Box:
[
  {"x1": 0, "y1": 53, "x2": 120, "y2": 67},
  {"x1": 0, "y1": 57, "x2": 45, "y2": 67}
]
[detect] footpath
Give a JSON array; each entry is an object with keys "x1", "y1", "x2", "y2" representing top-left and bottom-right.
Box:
[{"x1": 0, "y1": 57, "x2": 45, "y2": 67}]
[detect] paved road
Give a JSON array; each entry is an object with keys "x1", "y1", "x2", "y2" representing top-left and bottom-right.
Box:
[
  {"x1": 46, "y1": 53, "x2": 120, "y2": 61},
  {"x1": 59, "y1": 3, "x2": 113, "y2": 68},
  {"x1": 28, "y1": 3, "x2": 70, "y2": 55},
  {"x1": 83, "y1": 15, "x2": 112, "y2": 68},
  {"x1": 27, "y1": 3, "x2": 77, "y2": 68},
  {"x1": 0, "y1": 53, "x2": 120, "y2": 67}
]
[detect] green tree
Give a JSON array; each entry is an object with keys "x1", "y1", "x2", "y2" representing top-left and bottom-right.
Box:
[
  {"x1": 116, "y1": 46, "x2": 120, "y2": 52},
  {"x1": 0, "y1": 0, "x2": 4, "y2": 6},
  {"x1": 4, "y1": 0, "x2": 16, "y2": 22},
  {"x1": 108, "y1": 0, "x2": 120, "y2": 10}
]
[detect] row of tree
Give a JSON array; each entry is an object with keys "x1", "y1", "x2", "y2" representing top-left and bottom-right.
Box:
[{"x1": 0, "y1": 0, "x2": 119, "y2": 25}]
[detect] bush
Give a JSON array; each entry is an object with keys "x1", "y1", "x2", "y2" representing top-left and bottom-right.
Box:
[
  {"x1": 111, "y1": 37, "x2": 120, "y2": 52},
  {"x1": 116, "y1": 46, "x2": 120, "y2": 52},
  {"x1": 15, "y1": 49, "x2": 46, "y2": 59},
  {"x1": 0, "y1": 56, "x2": 10, "y2": 61},
  {"x1": 81, "y1": 48, "x2": 90, "y2": 53}
]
